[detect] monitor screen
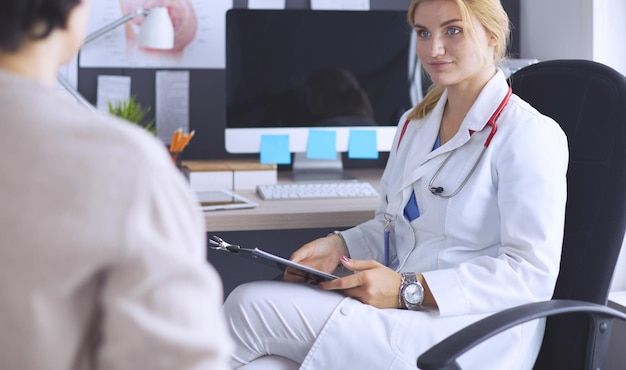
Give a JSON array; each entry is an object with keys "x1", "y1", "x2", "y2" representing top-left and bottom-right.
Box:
[{"x1": 225, "y1": 9, "x2": 413, "y2": 154}]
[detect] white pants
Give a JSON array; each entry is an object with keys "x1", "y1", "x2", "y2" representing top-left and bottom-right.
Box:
[
  {"x1": 223, "y1": 280, "x2": 346, "y2": 369},
  {"x1": 224, "y1": 281, "x2": 543, "y2": 370}
]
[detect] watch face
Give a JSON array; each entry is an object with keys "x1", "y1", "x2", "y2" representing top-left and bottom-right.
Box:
[{"x1": 404, "y1": 284, "x2": 423, "y2": 305}]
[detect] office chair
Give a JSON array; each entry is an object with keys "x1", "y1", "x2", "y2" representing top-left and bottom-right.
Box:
[{"x1": 417, "y1": 60, "x2": 626, "y2": 369}]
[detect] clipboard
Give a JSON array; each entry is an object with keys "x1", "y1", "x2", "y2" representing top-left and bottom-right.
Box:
[{"x1": 209, "y1": 236, "x2": 341, "y2": 281}]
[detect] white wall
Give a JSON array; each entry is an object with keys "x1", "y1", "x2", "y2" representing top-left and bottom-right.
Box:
[
  {"x1": 520, "y1": 0, "x2": 593, "y2": 61},
  {"x1": 593, "y1": 0, "x2": 626, "y2": 76},
  {"x1": 520, "y1": 0, "x2": 626, "y2": 76}
]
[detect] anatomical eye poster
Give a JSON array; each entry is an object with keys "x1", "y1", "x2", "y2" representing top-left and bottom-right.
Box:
[{"x1": 80, "y1": 0, "x2": 232, "y2": 69}]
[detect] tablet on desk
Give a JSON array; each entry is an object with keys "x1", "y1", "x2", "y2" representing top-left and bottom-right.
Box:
[{"x1": 195, "y1": 189, "x2": 258, "y2": 212}]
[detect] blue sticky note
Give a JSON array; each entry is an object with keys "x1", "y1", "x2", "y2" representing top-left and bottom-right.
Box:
[
  {"x1": 260, "y1": 134, "x2": 291, "y2": 164},
  {"x1": 348, "y1": 129, "x2": 378, "y2": 159},
  {"x1": 307, "y1": 130, "x2": 337, "y2": 160}
]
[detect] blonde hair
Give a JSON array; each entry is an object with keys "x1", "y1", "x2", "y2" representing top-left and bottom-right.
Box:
[{"x1": 406, "y1": 0, "x2": 511, "y2": 120}]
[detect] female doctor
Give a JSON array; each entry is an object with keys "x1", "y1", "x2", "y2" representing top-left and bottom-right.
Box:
[{"x1": 223, "y1": 0, "x2": 569, "y2": 369}]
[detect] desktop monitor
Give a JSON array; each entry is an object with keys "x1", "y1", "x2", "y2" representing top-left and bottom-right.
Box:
[{"x1": 225, "y1": 9, "x2": 413, "y2": 179}]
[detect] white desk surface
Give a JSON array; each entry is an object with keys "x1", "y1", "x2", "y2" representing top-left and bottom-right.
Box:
[{"x1": 203, "y1": 168, "x2": 382, "y2": 232}]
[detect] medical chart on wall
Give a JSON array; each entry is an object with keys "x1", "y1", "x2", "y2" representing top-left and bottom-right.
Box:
[{"x1": 80, "y1": 0, "x2": 232, "y2": 69}]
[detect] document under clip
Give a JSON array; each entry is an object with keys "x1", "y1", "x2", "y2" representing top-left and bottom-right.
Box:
[{"x1": 208, "y1": 235, "x2": 241, "y2": 254}]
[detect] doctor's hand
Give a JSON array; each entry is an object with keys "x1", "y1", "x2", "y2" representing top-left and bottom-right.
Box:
[
  {"x1": 319, "y1": 257, "x2": 402, "y2": 309},
  {"x1": 284, "y1": 234, "x2": 346, "y2": 283}
]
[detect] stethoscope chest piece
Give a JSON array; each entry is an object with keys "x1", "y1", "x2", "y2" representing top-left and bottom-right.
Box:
[{"x1": 428, "y1": 87, "x2": 512, "y2": 198}]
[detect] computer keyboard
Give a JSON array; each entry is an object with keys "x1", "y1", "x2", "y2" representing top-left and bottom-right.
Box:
[{"x1": 257, "y1": 181, "x2": 379, "y2": 200}]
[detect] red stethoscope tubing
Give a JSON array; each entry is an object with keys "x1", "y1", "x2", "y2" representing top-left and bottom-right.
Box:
[
  {"x1": 396, "y1": 87, "x2": 513, "y2": 198},
  {"x1": 483, "y1": 86, "x2": 512, "y2": 147},
  {"x1": 396, "y1": 87, "x2": 513, "y2": 151}
]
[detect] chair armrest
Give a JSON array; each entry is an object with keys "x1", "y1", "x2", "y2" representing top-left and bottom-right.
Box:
[{"x1": 417, "y1": 299, "x2": 626, "y2": 370}]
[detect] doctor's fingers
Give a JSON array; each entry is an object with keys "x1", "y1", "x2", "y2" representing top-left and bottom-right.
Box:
[
  {"x1": 283, "y1": 267, "x2": 308, "y2": 282},
  {"x1": 289, "y1": 242, "x2": 317, "y2": 263},
  {"x1": 319, "y1": 272, "x2": 361, "y2": 290},
  {"x1": 324, "y1": 261, "x2": 402, "y2": 302},
  {"x1": 320, "y1": 259, "x2": 386, "y2": 290},
  {"x1": 320, "y1": 268, "x2": 383, "y2": 292},
  {"x1": 340, "y1": 284, "x2": 399, "y2": 309},
  {"x1": 284, "y1": 269, "x2": 325, "y2": 285},
  {"x1": 292, "y1": 235, "x2": 344, "y2": 262},
  {"x1": 339, "y1": 256, "x2": 383, "y2": 271}
]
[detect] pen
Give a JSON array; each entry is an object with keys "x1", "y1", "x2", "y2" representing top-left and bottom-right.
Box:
[
  {"x1": 178, "y1": 130, "x2": 195, "y2": 151},
  {"x1": 383, "y1": 214, "x2": 392, "y2": 267},
  {"x1": 169, "y1": 128, "x2": 182, "y2": 152},
  {"x1": 169, "y1": 129, "x2": 195, "y2": 152}
]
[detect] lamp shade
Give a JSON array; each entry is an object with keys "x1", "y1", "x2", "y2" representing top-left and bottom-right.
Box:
[{"x1": 137, "y1": 7, "x2": 174, "y2": 50}]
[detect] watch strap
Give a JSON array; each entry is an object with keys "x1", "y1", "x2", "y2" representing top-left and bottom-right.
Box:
[{"x1": 398, "y1": 274, "x2": 406, "y2": 309}]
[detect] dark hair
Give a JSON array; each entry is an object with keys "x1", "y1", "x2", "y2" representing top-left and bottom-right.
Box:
[{"x1": 0, "y1": 0, "x2": 82, "y2": 52}]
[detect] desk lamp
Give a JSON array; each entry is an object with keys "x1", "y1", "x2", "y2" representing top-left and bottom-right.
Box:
[{"x1": 57, "y1": 7, "x2": 175, "y2": 111}]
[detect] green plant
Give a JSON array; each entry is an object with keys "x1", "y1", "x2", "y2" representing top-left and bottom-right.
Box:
[{"x1": 107, "y1": 96, "x2": 158, "y2": 135}]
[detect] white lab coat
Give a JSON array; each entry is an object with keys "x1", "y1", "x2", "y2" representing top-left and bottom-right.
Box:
[{"x1": 300, "y1": 70, "x2": 569, "y2": 369}]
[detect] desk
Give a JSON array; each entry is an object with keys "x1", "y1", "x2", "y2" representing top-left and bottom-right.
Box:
[{"x1": 203, "y1": 168, "x2": 383, "y2": 232}]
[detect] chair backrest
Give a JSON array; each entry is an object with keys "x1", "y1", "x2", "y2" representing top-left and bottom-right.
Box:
[{"x1": 509, "y1": 59, "x2": 626, "y2": 369}]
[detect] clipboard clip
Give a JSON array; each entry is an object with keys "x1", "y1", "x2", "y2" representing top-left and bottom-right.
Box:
[{"x1": 208, "y1": 235, "x2": 241, "y2": 254}]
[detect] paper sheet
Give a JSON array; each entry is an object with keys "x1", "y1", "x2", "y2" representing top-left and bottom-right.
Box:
[
  {"x1": 155, "y1": 71, "x2": 190, "y2": 143},
  {"x1": 96, "y1": 75, "x2": 132, "y2": 112},
  {"x1": 311, "y1": 0, "x2": 369, "y2": 10},
  {"x1": 249, "y1": 0, "x2": 286, "y2": 9}
]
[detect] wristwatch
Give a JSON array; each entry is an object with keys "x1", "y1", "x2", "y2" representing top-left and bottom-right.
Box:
[{"x1": 399, "y1": 273, "x2": 424, "y2": 310}]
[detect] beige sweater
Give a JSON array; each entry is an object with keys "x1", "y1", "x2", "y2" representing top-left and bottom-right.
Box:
[{"x1": 0, "y1": 70, "x2": 232, "y2": 369}]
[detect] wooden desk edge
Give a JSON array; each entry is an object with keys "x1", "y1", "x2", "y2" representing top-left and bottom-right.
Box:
[
  {"x1": 205, "y1": 209, "x2": 375, "y2": 232},
  {"x1": 204, "y1": 168, "x2": 382, "y2": 231}
]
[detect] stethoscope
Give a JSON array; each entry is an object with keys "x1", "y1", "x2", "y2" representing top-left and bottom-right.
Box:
[
  {"x1": 397, "y1": 87, "x2": 513, "y2": 199},
  {"x1": 429, "y1": 87, "x2": 512, "y2": 197}
]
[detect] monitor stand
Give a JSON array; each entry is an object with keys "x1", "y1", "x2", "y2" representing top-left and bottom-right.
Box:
[{"x1": 292, "y1": 152, "x2": 356, "y2": 182}]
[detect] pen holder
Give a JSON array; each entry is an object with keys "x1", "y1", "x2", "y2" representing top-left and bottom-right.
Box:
[{"x1": 169, "y1": 150, "x2": 183, "y2": 169}]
